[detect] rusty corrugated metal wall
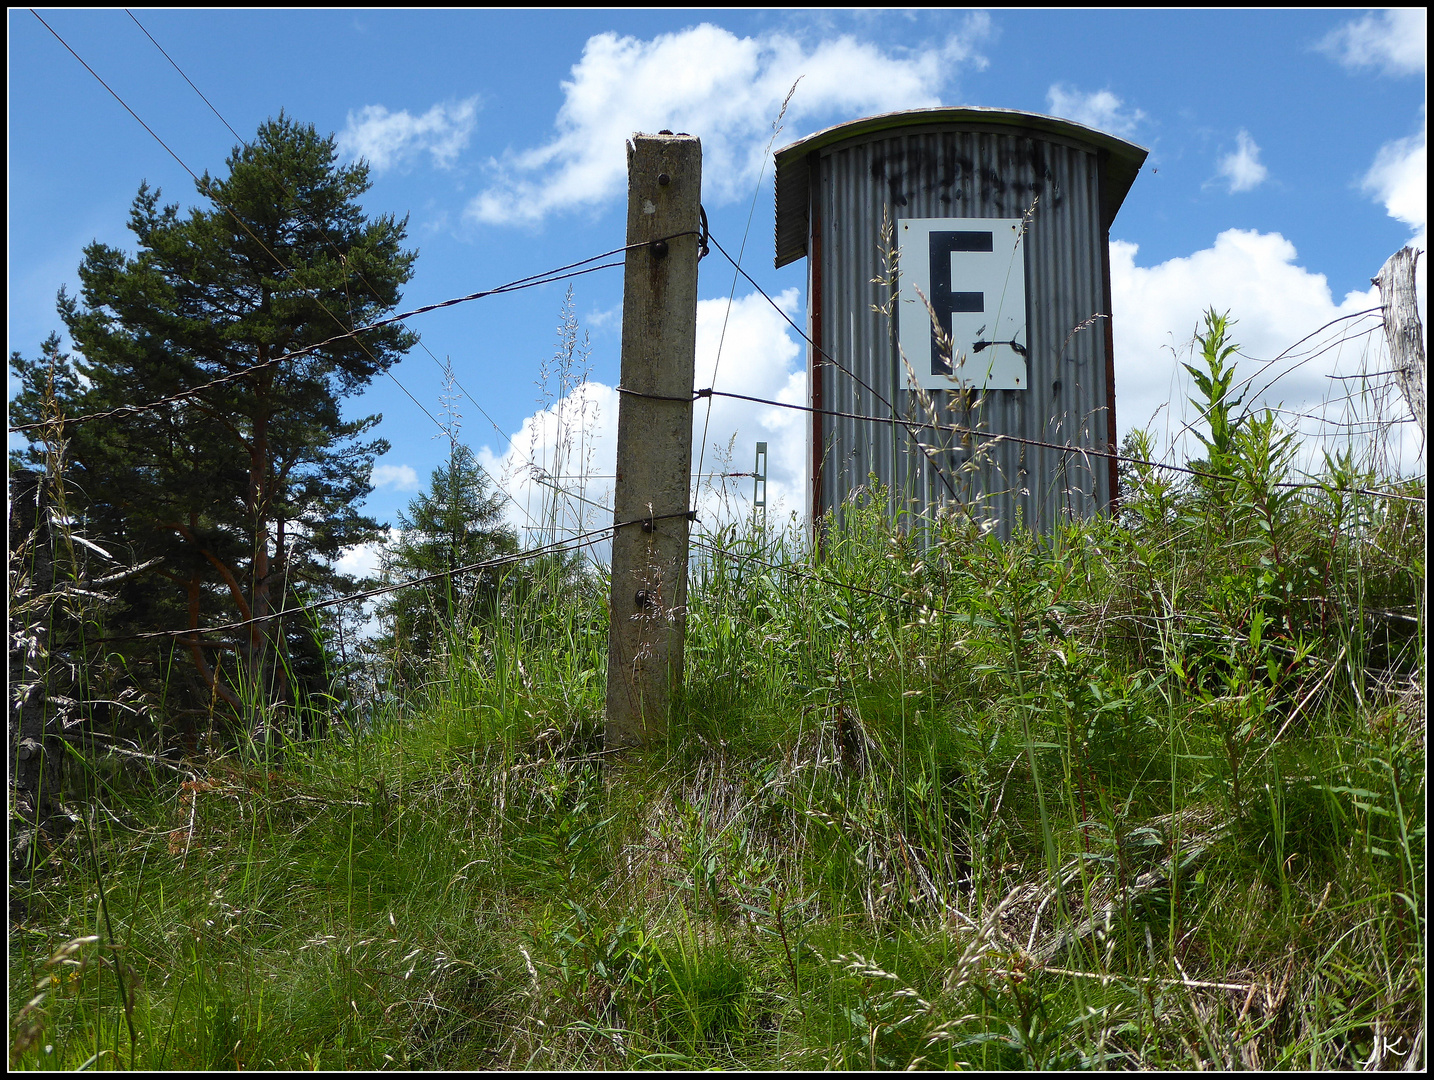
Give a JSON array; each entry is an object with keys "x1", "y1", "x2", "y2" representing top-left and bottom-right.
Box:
[{"x1": 804, "y1": 121, "x2": 1126, "y2": 540}]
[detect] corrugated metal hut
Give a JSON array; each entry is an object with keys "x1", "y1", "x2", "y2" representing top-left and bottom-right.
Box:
[{"x1": 774, "y1": 107, "x2": 1148, "y2": 538}]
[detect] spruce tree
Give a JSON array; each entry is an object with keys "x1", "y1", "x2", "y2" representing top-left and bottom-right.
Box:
[{"x1": 379, "y1": 444, "x2": 517, "y2": 676}]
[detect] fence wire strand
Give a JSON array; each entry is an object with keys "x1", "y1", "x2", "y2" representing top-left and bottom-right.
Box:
[{"x1": 698, "y1": 230, "x2": 1423, "y2": 506}]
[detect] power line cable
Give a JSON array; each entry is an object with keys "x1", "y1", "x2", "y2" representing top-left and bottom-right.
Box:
[
  {"x1": 122, "y1": 7, "x2": 550, "y2": 532},
  {"x1": 30, "y1": 6, "x2": 465, "y2": 473},
  {"x1": 692, "y1": 81, "x2": 801, "y2": 507},
  {"x1": 29, "y1": 11, "x2": 375, "y2": 357},
  {"x1": 124, "y1": 9, "x2": 245, "y2": 142}
]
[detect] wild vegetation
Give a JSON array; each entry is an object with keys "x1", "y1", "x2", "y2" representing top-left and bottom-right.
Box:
[{"x1": 9, "y1": 307, "x2": 1424, "y2": 1069}]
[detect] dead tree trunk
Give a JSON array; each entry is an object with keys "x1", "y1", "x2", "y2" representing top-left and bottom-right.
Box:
[{"x1": 1373, "y1": 246, "x2": 1426, "y2": 439}]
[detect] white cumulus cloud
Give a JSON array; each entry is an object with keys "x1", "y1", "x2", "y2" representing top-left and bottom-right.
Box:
[
  {"x1": 476, "y1": 287, "x2": 807, "y2": 552},
  {"x1": 338, "y1": 97, "x2": 479, "y2": 172},
  {"x1": 1318, "y1": 9, "x2": 1426, "y2": 76},
  {"x1": 370, "y1": 463, "x2": 421, "y2": 491},
  {"x1": 1110, "y1": 228, "x2": 1421, "y2": 475},
  {"x1": 468, "y1": 19, "x2": 992, "y2": 226},
  {"x1": 1215, "y1": 129, "x2": 1268, "y2": 193},
  {"x1": 332, "y1": 535, "x2": 392, "y2": 582},
  {"x1": 1362, "y1": 111, "x2": 1427, "y2": 245},
  {"x1": 1045, "y1": 84, "x2": 1146, "y2": 138}
]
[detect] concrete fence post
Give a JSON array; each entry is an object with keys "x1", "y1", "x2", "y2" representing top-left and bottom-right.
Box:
[{"x1": 605, "y1": 133, "x2": 702, "y2": 750}]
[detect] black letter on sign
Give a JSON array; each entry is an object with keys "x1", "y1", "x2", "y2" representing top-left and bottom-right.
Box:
[{"x1": 929, "y1": 231, "x2": 992, "y2": 376}]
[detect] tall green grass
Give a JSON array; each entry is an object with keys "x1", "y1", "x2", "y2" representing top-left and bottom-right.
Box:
[{"x1": 9, "y1": 322, "x2": 1424, "y2": 1069}]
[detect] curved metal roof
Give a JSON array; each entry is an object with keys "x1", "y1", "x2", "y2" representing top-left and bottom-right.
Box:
[{"x1": 773, "y1": 107, "x2": 1149, "y2": 268}]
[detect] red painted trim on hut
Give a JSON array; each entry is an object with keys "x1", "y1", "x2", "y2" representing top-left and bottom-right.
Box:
[{"x1": 809, "y1": 151, "x2": 826, "y2": 532}]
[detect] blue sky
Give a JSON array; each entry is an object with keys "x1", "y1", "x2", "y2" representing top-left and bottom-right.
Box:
[{"x1": 9, "y1": 9, "x2": 1426, "y2": 573}]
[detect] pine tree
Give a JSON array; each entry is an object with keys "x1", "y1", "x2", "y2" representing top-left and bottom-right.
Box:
[{"x1": 9, "y1": 114, "x2": 417, "y2": 735}]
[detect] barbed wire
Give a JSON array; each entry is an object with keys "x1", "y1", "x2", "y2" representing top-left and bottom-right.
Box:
[
  {"x1": 698, "y1": 231, "x2": 1423, "y2": 506},
  {"x1": 82, "y1": 509, "x2": 697, "y2": 646},
  {"x1": 618, "y1": 383, "x2": 1424, "y2": 504},
  {"x1": 704, "y1": 231, "x2": 967, "y2": 505},
  {"x1": 7, "y1": 251, "x2": 655, "y2": 436}
]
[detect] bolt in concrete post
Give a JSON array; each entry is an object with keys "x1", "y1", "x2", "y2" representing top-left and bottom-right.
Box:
[{"x1": 606, "y1": 133, "x2": 701, "y2": 751}]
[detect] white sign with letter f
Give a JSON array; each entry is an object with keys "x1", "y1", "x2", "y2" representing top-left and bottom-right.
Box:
[{"x1": 898, "y1": 217, "x2": 1028, "y2": 391}]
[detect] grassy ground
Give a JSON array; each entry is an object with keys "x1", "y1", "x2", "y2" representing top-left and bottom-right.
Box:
[{"x1": 9, "y1": 443, "x2": 1424, "y2": 1069}]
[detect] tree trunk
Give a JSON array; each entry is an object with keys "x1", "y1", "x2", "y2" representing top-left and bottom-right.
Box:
[
  {"x1": 1373, "y1": 246, "x2": 1426, "y2": 439},
  {"x1": 183, "y1": 571, "x2": 241, "y2": 713},
  {"x1": 248, "y1": 356, "x2": 278, "y2": 742},
  {"x1": 165, "y1": 522, "x2": 248, "y2": 718}
]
